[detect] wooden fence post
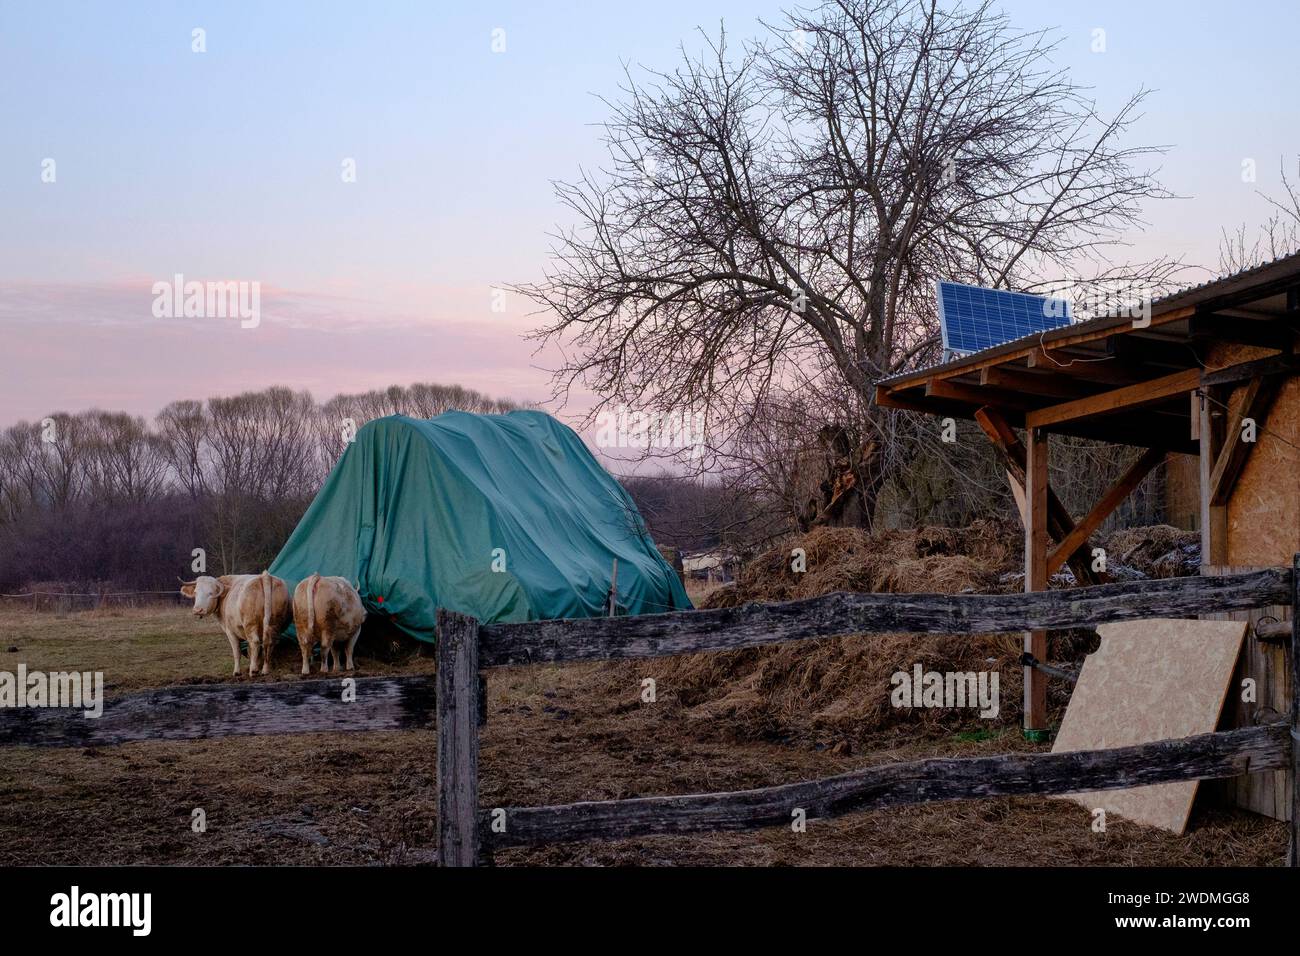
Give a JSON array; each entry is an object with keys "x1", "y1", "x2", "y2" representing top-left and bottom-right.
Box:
[
  {"x1": 1023, "y1": 427, "x2": 1049, "y2": 740},
  {"x1": 1290, "y1": 553, "x2": 1299, "y2": 866},
  {"x1": 437, "y1": 608, "x2": 482, "y2": 867}
]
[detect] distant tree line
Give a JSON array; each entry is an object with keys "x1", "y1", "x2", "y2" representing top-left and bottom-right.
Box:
[
  {"x1": 0, "y1": 377, "x2": 1169, "y2": 596},
  {"x1": 0, "y1": 383, "x2": 517, "y2": 592}
]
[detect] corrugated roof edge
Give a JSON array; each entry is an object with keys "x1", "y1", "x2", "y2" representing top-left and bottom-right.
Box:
[{"x1": 875, "y1": 248, "x2": 1300, "y2": 387}]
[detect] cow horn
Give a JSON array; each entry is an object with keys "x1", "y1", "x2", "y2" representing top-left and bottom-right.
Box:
[{"x1": 178, "y1": 576, "x2": 197, "y2": 586}]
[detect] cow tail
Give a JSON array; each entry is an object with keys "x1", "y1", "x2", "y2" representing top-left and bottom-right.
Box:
[
  {"x1": 307, "y1": 573, "x2": 320, "y2": 642},
  {"x1": 261, "y1": 571, "x2": 273, "y2": 642}
]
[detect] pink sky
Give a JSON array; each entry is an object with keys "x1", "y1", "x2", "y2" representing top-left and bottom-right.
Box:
[{"x1": 0, "y1": 278, "x2": 567, "y2": 425}]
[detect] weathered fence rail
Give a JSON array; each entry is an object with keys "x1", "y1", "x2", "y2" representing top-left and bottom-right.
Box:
[
  {"x1": 0, "y1": 562, "x2": 1295, "y2": 867},
  {"x1": 477, "y1": 568, "x2": 1292, "y2": 666},
  {"x1": 0, "y1": 675, "x2": 436, "y2": 748},
  {"x1": 482, "y1": 722, "x2": 1291, "y2": 848}
]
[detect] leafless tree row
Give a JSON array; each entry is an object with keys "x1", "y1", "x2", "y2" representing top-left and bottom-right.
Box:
[{"x1": 0, "y1": 383, "x2": 518, "y2": 590}]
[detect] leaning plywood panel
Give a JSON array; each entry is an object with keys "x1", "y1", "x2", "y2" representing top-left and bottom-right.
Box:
[{"x1": 1051, "y1": 618, "x2": 1247, "y2": 834}]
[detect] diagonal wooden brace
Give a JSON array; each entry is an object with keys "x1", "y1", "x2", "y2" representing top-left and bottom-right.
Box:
[
  {"x1": 1046, "y1": 447, "x2": 1164, "y2": 576},
  {"x1": 975, "y1": 407, "x2": 1105, "y2": 586}
]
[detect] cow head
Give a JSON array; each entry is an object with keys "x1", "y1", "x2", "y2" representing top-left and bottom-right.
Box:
[{"x1": 179, "y1": 576, "x2": 226, "y2": 618}]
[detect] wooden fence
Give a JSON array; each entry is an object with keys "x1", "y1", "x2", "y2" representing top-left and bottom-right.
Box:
[{"x1": 1, "y1": 560, "x2": 1297, "y2": 866}]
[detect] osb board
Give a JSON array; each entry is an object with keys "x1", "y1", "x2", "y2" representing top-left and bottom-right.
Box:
[
  {"x1": 1202, "y1": 565, "x2": 1293, "y2": 821},
  {"x1": 1052, "y1": 618, "x2": 1246, "y2": 834},
  {"x1": 1203, "y1": 343, "x2": 1300, "y2": 566}
]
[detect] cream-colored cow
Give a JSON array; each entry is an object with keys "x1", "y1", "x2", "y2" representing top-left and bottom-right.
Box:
[
  {"x1": 293, "y1": 574, "x2": 366, "y2": 675},
  {"x1": 180, "y1": 571, "x2": 292, "y2": 677}
]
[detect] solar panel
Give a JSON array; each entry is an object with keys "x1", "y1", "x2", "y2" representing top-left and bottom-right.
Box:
[{"x1": 935, "y1": 280, "x2": 1071, "y2": 358}]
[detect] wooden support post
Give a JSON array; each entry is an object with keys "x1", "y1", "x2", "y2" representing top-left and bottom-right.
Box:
[
  {"x1": 1198, "y1": 390, "x2": 1228, "y2": 566},
  {"x1": 437, "y1": 608, "x2": 482, "y2": 867},
  {"x1": 976, "y1": 407, "x2": 1103, "y2": 586},
  {"x1": 1024, "y1": 427, "x2": 1049, "y2": 740},
  {"x1": 1290, "y1": 553, "x2": 1299, "y2": 866}
]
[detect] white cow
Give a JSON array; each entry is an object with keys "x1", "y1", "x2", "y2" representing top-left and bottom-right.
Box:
[
  {"x1": 293, "y1": 574, "x2": 366, "y2": 675},
  {"x1": 180, "y1": 571, "x2": 292, "y2": 677}
]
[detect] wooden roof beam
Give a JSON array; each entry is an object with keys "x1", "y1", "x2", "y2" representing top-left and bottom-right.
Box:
[
  {"x1": 1202, "y1": 352, "x2": 1300, "y2": 387},
  {"x1": 1026, "y1": 368, "x2": 1201, "y2": 429},
  {"x1": 1025, "y1": 349, "x2": 1144, "y2": 385},
  {"x1": 925, "y1": 378, "x2": 1037, "y2": 411},
  {"x1": 873, "y1": 384, "x2": 1025, "y2": 424},
  {"x1": 979, "y1": 366, "x2": 1099, "y2": 399}
]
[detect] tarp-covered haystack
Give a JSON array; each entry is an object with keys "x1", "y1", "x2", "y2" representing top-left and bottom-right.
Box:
[{"x1": 270, "y1": 410, "x2": 691, "y2": 641}]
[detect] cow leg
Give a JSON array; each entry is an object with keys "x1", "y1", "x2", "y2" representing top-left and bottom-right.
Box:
[
  {"x1": 261, "y1": 631, "x2": 273, "y2": 675},
  {"x1": 246, "y1": 633, "x2": 261, "y2": 677},
  {"x1": 344, "y1": 626, "x2": 361, "y2": 671},
  {"x1": 298, "y1": 637, "x2": 311, "y2": 676},
  {"x1": 320, "y1": 638, "x2": 332, "y2": 674},
  {"x1": 223, "y1": 629, "x2": 240, "y2": 677}
]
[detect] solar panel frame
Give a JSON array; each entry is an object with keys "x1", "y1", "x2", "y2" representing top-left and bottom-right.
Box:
[{"x1": 935, "y1": 279, "x2": 1071, "y2": 358}]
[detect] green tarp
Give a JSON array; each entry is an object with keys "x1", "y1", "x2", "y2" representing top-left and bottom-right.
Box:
[{"x1": 269, "y1": 410, "x2": 691, "y2": 641}]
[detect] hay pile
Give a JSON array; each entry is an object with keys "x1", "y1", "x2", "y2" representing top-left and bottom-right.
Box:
[
  {"x1": 630, "y1": 520, "x2": 1043, "y2": 746},
  {"x1": 700, "y1": 518, "x2": 1019, "y2": 610},
  {"x1": 636, "y1": 521, "x2": 1196, "y2": 746},
  {"x1": 1104, "y1": 525, "x2": 1201, "y2": 578}
]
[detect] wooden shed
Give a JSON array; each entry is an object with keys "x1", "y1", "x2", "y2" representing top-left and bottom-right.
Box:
[{"x1": 875, "y1": 252, "x2": 1300, "y2": 817}]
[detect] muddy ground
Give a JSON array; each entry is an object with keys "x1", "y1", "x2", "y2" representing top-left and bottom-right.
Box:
[{"x1": 0, "y1": 603, "x2": 1285, "y2": 866}]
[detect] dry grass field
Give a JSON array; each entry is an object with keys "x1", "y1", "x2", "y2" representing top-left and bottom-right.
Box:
[{"x1": 0, "y1": 601, "x2": 1287, "y2": 867}]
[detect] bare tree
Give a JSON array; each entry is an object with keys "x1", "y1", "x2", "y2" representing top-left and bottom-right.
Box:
[
  {"x1": 1220, "y1": 155, "x2": 1300, "y2": 272},
  {"x1": 37, "y1": 413, "x2": 90, "y2": 510},
  {"x1": 156, "y1": 400, "x2": 211, "y2": 501},
  {"x1": 521, "y1": 0, "x2": 1181, "y2": 525},
  {"x1": 83, "y1": 412, "x2": 168, "y2": 503},
  {"x1": 0, "y1": 422, "x2": 44, "y2": 523}
]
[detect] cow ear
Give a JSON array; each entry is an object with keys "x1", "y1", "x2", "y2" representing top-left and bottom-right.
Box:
[{"x1": 180, "y1": 584, "x2": 196, "y2": 598}]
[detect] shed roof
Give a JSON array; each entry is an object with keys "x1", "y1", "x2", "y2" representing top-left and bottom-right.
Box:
[{"x1": 874, "y1": 250, "x2": 1300, "y2": 452}]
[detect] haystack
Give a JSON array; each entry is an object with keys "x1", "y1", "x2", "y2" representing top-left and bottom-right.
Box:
[{"x1": 637, "y1": 521, "x2": 1199, "y2": 747}]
